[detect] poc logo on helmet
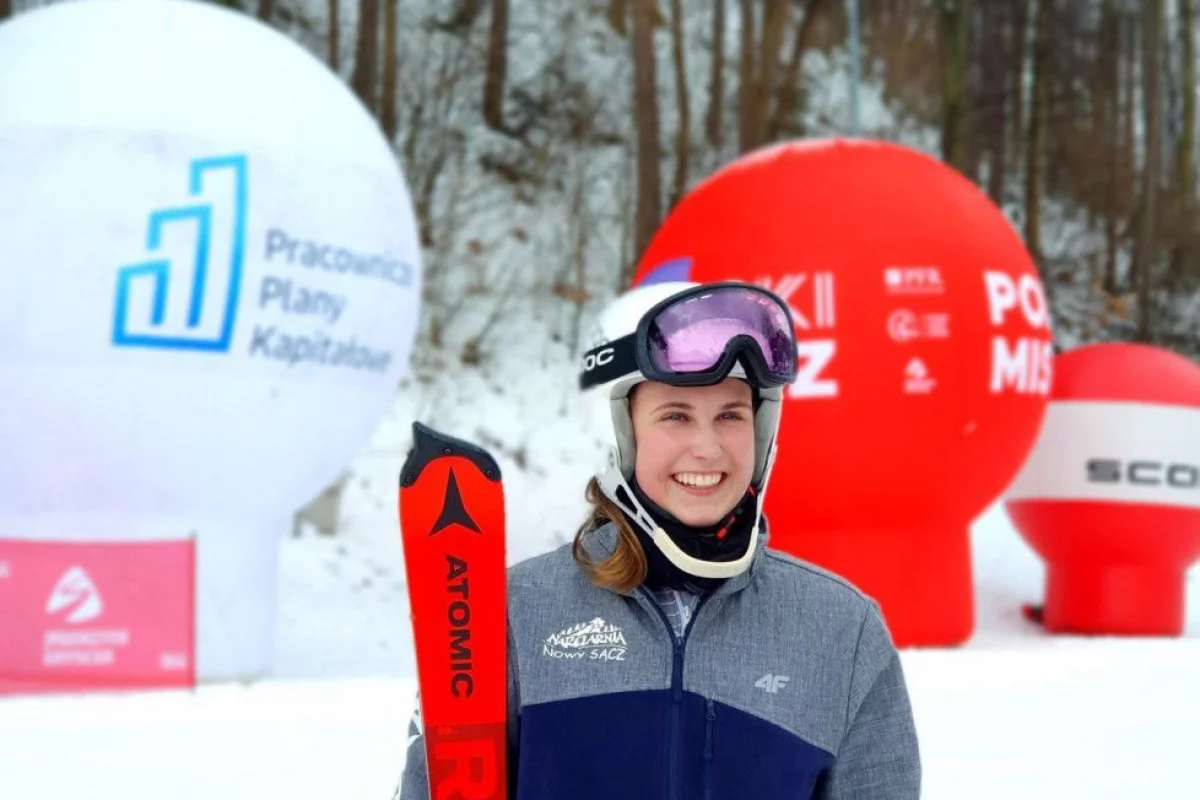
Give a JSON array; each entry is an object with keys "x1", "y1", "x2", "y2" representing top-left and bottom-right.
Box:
[
  {"x1": 582, "y1": 347, "x2": 615, "y2": 373},
  {"x1": 1086, "y1": 458, "x2": 1199, "y2": 489}
]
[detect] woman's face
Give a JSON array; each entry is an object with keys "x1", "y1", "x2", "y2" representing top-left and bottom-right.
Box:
[{"x1": 629, "y1": 378, "x2": 755, "y2": 527}]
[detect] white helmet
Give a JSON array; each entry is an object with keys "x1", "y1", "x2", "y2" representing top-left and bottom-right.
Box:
[{"x1": 578, "y1": 281, "x2": 794, "y2": 579}]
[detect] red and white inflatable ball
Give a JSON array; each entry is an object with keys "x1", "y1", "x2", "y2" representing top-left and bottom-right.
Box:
[
  {"x1": 1004, "y1": 342, "x2": 1200, "y2": 636},
  {"x1": 634, "y1": 138, "x2": 1053, "y2": 647}
]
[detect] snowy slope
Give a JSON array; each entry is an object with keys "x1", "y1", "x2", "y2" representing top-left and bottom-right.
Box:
[{"x1": 3, "y1": 632, "x2": 1200, "y2": 800}]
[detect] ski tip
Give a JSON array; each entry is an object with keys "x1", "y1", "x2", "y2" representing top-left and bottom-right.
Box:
[{"x1": 399, "y1": 421, "x2": 503, "y2": 487}]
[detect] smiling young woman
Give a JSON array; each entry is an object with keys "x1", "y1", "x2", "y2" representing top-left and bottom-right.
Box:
[{"x1": 397, "y1": 281, "x2": 921, "y2": 800}]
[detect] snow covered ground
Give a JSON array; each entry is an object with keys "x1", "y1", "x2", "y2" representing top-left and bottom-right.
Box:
[
  {"x1": 3, "y1": 633, "x2": 1200, "y2": 800},
  {"x1": 1, "y1": 396, "x2": 1198, "y2": 800},
  {"x1": 4, "y1": 641, "x2": 1199, "y2": 800}
]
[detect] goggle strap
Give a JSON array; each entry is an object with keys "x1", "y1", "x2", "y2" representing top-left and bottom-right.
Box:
[{"x1": 579, "y1": 334, "x2": 638, "y2": 390}]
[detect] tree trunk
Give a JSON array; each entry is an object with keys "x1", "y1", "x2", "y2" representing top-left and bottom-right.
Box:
[
  {"x1": 1169, "y1": 0, "x2": 1195, "y2": 288},
  {"x1": 1042, "y1": 3, "x2": 1066, "y2": 198},
  {"x1": 982, "y1": 0, "x2": 1009, "y2": 204},
  {"x1": 1090, "y1": 3, "x2": 1115, "y2": 140},
  {"x1": 350, "y1": 0, "x2": 381, "y2": 116},
  {"x1": 1041, "y1": 4, "x2": 1070, "y2": 199},
  {"x1": 328, "y1": 0, "x2": 340, "y2": 70},
  {"x1": 1122, "y1": 13, "x2": 1137, "y2": 221},
  {"x1": 737, "y1": 0, "x2": 757, "y2": 154},
  {"x1": 705, "y1": 0, "x2": 726, "y2": 148},
  {"x1": 257, "y1": 0, "x2": 276, "y2": 21},
  {"x1": 669, "y1": 0, "x2": 690, "y2": 209},
  {"x1": 961, "y1": 2, "x2": 986, "y2": 182},
  {"x1": 1008, "y1": 0, "x2": 1030, "y2": 180},
  {"x1": 748, "y1": 0, "x2": 789, "y2": 150},
  {"x1": 608, "y1": 0, "x2": 630, "y2": 36},
  {"x1": 1135, "y1": 0, "x2": 1164, "y2": 340},
  {"x1": 1102, "y1": 2, "x2": 1122, "y2": 293},
  {"x1": 632, "y1": 0, "x2": 663, "y2": 261},
  {"x1": 770, "y1": 0, "x2": 827, "y2": 141},
  {"x1": 381, "y1": 0, "x2": 399, "y2": 142},
  {"x1": 1024, "y1": 0, "x2": 1050, "y2": 270},
  {"x1": 939, "y1": 0, "x2": 972, "y2": 173},
  {"x1": 483, "y1": 0, "x2": 510, "y2": 133},
  {"x1": 0, "y1": 1, "x2": 10, "y2": 20}
]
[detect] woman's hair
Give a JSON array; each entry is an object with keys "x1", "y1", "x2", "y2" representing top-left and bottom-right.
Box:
[{"x1": 571, "y1": 476, "x2": 648, "y2": 594}]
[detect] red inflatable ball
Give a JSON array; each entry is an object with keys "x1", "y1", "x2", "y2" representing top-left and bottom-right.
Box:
[
  {"x1": 1004, "y1": 342, "x2": 1200, "y2": 636},
  {"x1": 634, "y1": 138, "x2": 1053, "y2": 647}
]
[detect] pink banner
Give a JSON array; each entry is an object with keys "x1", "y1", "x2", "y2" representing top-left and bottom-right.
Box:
[{"x1": 0, "y1": 539, "x2": 194, "y2": 695}]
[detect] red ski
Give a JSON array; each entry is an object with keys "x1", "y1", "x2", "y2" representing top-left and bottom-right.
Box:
[{"x1": 399, "y1": 422, "x2": 507, "y2": 800}]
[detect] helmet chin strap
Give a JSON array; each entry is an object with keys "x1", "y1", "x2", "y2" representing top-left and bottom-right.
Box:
[{"x1": 597, "y1": 445, "x2": 778, "y2": 580}]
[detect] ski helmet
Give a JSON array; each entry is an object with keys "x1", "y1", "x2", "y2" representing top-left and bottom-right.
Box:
[{"x1": 578, "y1": 280, "x2": 798, "y2": 579}]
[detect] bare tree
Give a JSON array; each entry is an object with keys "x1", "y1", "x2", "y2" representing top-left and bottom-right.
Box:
[
  {"x1": 1024, "y1": 0, "x2": 1051, "y2": 269},
  {"x1": 939, "y1": 0, "x2": 972, "y2": 173},
  {"x1": 350, "y1": 0, "x2": 381, "y2": 116},
  {"x1": 980, "y1": 0, "x2": 1009, "y2": 204},
  {"x1": 748, "y1": 0, "x2": 789, "y2": 150},
  {"x1": 257, "y1": 0, "x2": 276, "y2": 22},
  {"x1": 668, "y1": 0, "x2": 690, "y2": 208},
  {"x1": 1101, "y1": 0, "x2": 1123, "y2": 293},
  {"x1": 328, "y1": 0, "x2": 340, "y2": 69},
  {"x1": 1007, "y1": 0, "x2": 1030, "y2": 181},
  {"x1": 483, "y1": 0, "x2": 511, "y2": 133},
  {"x1": 1122, "y1": 13, "x2": 1137, "y2": 216},
  {"x1": 632, "y1": 0, "x2": 663, "y2": 261},
  {"x1": 381, "y1": 0, "x2": 399, "y2": 142},
  {"x1": 737, "y1": 0, "x2": 756, "y2": 153},
  {"x1": 1135, "y1": 0, "x2": 1164, "y2": 340},
  {"x1": 1043, "y1": 2, "x2": 1086, "y2": 200},
  {"x1": 705, "y1": 0, "x2": 726, "y2": 148},
  {"x1": 1169, "y1": 0, "x2": 1196, "y2": 288},
  {"x1": 770, "y1": 0, "x2": 828, "y2": 141},
  {"x1": 608, "y1": 0, "x2": 630, "y2": 36},
  {"x1": 0, "y1": 1, "x2": 9, "y2": 20}
]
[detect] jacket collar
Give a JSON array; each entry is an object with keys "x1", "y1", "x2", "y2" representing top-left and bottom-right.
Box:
[{"x1": 579, "y1": 519, "x2": 769, "y2": 598}]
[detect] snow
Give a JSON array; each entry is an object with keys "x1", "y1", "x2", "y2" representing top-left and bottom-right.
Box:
[
  {"x1": 2, "y1": 406, "x2": 1198, "y2": 799},
  {"x1": 4, "y1": 639, "x2": 1200, "y2": 800},
  {"x1": 0, "y1": 678, "x2": 415, "y2": 800}
]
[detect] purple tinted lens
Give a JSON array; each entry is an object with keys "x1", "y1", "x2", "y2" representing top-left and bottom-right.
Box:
[{"x1": 646, "y1": 287, "x2": 794, "y2": 377}]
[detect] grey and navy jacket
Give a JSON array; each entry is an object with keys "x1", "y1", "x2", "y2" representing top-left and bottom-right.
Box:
[{"x1": 397, "y1": 523, "x2": 921, "y2": 799}]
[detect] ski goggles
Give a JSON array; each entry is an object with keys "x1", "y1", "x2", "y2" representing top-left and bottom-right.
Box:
[{"x1": 579, "y1": 282, "x2": 798, "y2": 391}]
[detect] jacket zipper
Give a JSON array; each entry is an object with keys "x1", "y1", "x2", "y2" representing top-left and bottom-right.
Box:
[
  {"x1": 638, "y1": 588, "x2": 711, "y2": 800},
  {"x1": 704, "y1": 698, "x2": 716, "y2": 800},
  {"x1": 704, "y1": 698, "x2": 716, "y2": 760}
]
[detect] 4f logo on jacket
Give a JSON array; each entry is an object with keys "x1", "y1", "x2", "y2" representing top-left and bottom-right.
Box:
[{"x1": 755, "y1": 674, "x2": 790, "y2": 694}]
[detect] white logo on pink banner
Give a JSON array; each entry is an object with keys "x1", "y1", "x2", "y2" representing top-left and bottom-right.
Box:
[
  {"x1": 0, "y1": 540, "x2": 194, "y2": 695},
  {"x1": 45, "y1": 566, "x2": 104, "y2": 624}
]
